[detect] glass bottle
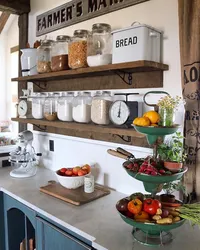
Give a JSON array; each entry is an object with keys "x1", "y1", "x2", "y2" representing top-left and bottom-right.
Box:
[
  {"x1": 91, "y1": 91, "x2": 112, "y2": 125},
  {"x1": 44, "y1": 93, "x2": 60, "y2": 121},
  {"x1": 51, "y1": 35, "x2": 71, "y2": 72},
  {"x1": 32, "y1": 92, "x2": 46, "y2": 119},
  {"x1": 57, "y1": 92, "x2": 74, "y2": 122},
  {"x1": 72, "y1": 92, "x2": 92, "y2": 123},
  {"x1": 37, "y1": 40, "x2": 54, "y2": 74},
  {"x1": 68, "y1": 30, "x2": 89, "y2": 69},
  {"x1": 87, "y1": 23, "x2": 112, "y2": 67}
]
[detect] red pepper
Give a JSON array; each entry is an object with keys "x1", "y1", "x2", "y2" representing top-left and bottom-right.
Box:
[{"x1": 143, "y1": 198, "x2": 161, "y2": 216}]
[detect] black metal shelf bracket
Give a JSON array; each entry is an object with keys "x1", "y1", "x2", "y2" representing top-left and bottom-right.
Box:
[
  {"x1": 33, "y1": 124, "x2": 47, "y2": 131},
  {"x1": 115, "y1": 135, "x2": 131, "y2": 143},
  {"x1": 33, "y1": 82, "x2": 47, "y2": 90},
  {"x1": 115, "y1": 71, "x2": 133, "y2": 85}
]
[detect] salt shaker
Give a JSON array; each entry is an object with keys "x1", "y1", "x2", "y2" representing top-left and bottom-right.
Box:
[{"x1": 84, "y1": 175, "x2": 94, "y2": 193}]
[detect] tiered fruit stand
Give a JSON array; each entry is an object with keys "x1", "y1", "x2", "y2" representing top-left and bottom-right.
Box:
[{"x1": 108, "y1": 125, "x2": 188, "y2": 247}]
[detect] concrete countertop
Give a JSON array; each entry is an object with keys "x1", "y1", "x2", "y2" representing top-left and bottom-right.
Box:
[{"x1": 0, "y1": 167, "x2": 199, "y2": 250}]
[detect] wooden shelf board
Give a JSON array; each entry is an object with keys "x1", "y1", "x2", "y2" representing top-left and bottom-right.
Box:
[
  {"x1": 12, "y1": 61, "x2": 169, "y2": 82},
  {"x1": 11, "y1": 118, "x2": 145, "y2": 138}
]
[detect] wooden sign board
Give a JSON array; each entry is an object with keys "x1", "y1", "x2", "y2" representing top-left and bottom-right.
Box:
[{"x1": 36, "y1": 0, "x2": 149, "y2": 36}]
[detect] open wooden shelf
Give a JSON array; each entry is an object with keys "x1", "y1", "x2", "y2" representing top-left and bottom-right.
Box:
[
  {"x1": 12, "y1": 61, "x2": 168, "y2": 82},
  {"x1": 12, "y1": 118, "x2": 145, "y2": 138}
]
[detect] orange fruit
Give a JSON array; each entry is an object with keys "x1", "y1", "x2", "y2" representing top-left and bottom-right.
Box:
[
  {"x1": 143, "y1": 111, "x2": 160, "y2": 124},
  {"x1": 133, "y1": 117, "x2": 151, "y2": 127}
]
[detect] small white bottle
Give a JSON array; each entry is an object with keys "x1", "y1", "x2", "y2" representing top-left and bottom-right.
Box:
[{"x1": 84, "y1": 175, "x2": 94, "y2": 193}]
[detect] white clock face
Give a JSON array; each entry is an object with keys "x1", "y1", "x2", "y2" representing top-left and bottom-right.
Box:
[
  {"x1": 18, "y1": 100, "x2": 28, "y2": 117},
  {"x1": 109, "y1": 101, "x2": 130, "y2": 125}
]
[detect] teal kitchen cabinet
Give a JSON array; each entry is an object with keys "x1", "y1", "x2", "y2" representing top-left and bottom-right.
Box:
[
  {"x1": 36, "y1": 216, "x2": 93, "y2": 250},
  {"x1": 3, "y1": 194, "x2": 96, "y2": 250},
  {"x1": 3, "y1": 193, "x2": 36, "y2": 250}
]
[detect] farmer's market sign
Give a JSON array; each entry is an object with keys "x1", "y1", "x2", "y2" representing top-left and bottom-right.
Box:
[{"x1": 36, "y1": 0, "x2": 149, "y2": 36}]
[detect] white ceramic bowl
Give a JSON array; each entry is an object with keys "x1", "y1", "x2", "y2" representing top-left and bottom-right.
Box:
[{"x1": 55, "y1": 170, "x2": 91, "y2": 189}]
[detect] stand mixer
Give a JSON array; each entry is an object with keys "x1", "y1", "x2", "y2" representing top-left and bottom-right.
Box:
[{"x1": 9, "y1": 130, "x2": 42, "y2": 178}]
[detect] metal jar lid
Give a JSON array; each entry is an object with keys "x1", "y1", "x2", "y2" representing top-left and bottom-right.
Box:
[
  {"x1": 92, "y1": 23, "x2": 111, "y2": 33},
  {"x1": 74, "y1": 29, "x2": 90, "y2": 38},
  {"x1": 56, "y1": 35, "x2": 71, "y2": 42}
]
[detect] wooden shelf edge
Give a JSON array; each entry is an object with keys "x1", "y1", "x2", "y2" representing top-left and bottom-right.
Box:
[
  {"x1": 12, "y1": 61, "x2": 169, "y2": 82},
  {"x1": 12, "y1": 118, "x2": 145, "y2": 139}
]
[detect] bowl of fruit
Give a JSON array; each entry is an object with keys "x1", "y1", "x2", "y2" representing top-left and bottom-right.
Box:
[{"x1": 56, "y1": 164, "x2": 91, "y2": 189}]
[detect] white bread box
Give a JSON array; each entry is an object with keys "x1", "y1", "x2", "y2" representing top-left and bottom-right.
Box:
[{"x1": 112, "y1": 24, "x2": 161, "y2": 64}]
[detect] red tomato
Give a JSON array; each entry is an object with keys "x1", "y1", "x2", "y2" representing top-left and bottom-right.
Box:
[
  {"x1": 78, "y1": 169, "x2": 88, "y2": 176},
  {"x1": 65, "y1": 170, "x2": 73, "y2": 176},
  {"x1": 143, "y1": 198, "x2": 161, "y2": 216},
  {"x1": 60, "y1": 168, "x2": 67, "y2": 173}
]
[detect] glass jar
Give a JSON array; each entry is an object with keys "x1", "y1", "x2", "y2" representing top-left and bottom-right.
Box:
[
  {"x1": 37, "y1": 40, "x2": 53, "y2": 74},
  {"x1": 91, "y1": 91, "x2": 112, "y2": 125},
  {"x1": 72, "y1": 92, "x2": 92, "y2": 123},
  {"x1": 57, "y1": 92, "x2": 74, "y2": 122},
  {"x1": 44, "y1": 93, "x2": 60, "y2": 121},
  {"x1": 159, "y1": 107, "x2": 175, "y2": 127},
  {"x1": 51, "y1": 35, "x2": 70, "y2": 72},
  {"x1": 68, "y1": 30, "x2": 89, "y2": 69},
  {"x1": 32, "y1": 92, "x2": 46, "y2": 119},
  {"x1": 87, "y1": 23, "x2": 112, "y2": 67}
]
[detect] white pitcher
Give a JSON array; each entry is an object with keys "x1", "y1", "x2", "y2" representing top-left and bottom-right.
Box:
[{"x1": 20, "y1": 48, "x2": 37, "y2": 76}]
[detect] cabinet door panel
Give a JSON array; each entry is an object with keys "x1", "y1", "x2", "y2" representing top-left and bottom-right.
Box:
[{"x1": 36, "y1": 217, "x2": 93, "y2": 250}]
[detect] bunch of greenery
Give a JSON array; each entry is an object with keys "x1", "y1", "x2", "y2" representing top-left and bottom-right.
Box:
[{"x1": 157, "y1": 132, "x2": 187, "y2": 163}]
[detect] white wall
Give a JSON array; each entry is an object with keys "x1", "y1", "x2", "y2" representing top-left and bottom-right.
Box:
[
  {"x1": 0, "y1": 34, "x2": 7, "y2": 121},
  {"x1": 29, "y1": 0, "x2": 182, "y2": 194}
]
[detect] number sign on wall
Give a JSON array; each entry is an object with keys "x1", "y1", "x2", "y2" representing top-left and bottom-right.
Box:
[{"x1": 36, "y1": 0, "x2": 149, "y2": 36}]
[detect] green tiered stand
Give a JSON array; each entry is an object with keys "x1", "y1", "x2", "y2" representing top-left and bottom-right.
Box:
[{"x1": 117, "y1": 125, "x2": 188, "y2": 247}]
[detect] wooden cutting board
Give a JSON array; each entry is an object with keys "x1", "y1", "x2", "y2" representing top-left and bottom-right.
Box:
[{"x1": 40, "y1": 181, "x2": 110, "y2": 206}]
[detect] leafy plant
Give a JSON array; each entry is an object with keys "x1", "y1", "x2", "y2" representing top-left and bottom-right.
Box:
[
  {"x1": 157, "y1": 132, "x2": 187, "y2": 163},
  {"x1": 163, "y1": 181, "x2": 187, "y2": 195}
]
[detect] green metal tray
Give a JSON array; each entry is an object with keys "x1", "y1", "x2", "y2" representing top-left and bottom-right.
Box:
[
  {"x1": 118, "y1": 210, "x2": 185, "y2": 236},
  {"x1": 123, "y1": 162, "x2": 188, "y2": 193},
  {"x1": 133, "y1": 125, "x2": 180, "y2": 145}
]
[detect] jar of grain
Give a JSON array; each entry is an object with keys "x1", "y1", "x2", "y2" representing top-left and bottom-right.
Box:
[
  {"x1": 44, "y1": 93, "x2": 60, "y2": 121},
  {"x1": 51, "y1": 35, "x2": 70, "y2": 72},
  {"x1": 68, "y1": 30, "x2": 89, "y2": 69},
  {"x1": 37, "y1": 40, "x2": 53, "y2": 74},
  {"x1": 72, "y1": 92, "x2": 92, "y2": 123},
  {"x1": 57, "y1": 92, "x2": 74, "y2": 122},
  {"x1": 91, "y1": 91, "x2": 112, "y2": 125},
  {"x1": 87, "y1": 23, "x2": 112, "y2": 67},
  {"x1": 32, "y1": 92, "x2": 46, "y2": 119}
]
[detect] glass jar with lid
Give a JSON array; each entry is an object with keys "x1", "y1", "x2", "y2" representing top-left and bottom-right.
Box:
[
  {"x1": 68, "y1": 30, "x2": 89, "y2": 69},
  {"x1": 44, "y1": 93, "x2": 60, "y2": 121},
  {"x1": 91, "y1": 91, "x2": 112, "y2": 125},
  {"x1": 37, "y1": 40, "x2": 54, "y2": 74},
  {"x1": 72, "y1": 92, "x2": 92, "y2": 123},
  {"x1": 87, "y1": 23, "x2": 112, "y2": 67},
  {"x1": 51, "y1": 35, "x2": 71, "y2": 72},
  {"x1": 32, "y1": 92, "x2": 46, "y2": 119},
  {"x1": 57, "y1": 92, "x2": 74, "y2": 122}
]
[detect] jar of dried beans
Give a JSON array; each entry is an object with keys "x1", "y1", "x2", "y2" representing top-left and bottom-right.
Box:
[
  {"x1": 91, "y1": 91, "x2": 112, "y2": 125},
  {"x1": 51, "y1": 35, "x2": 70, "y2": 72},
  {"x1": 37, "y1": 40, "x2": 53, "y2": 74},
  {"x1": 68, "y1": 30, "x2": 89, "y2": 69}
]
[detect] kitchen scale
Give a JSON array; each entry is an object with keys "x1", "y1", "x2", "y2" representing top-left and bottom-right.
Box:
[
  {"x1": 109, "y1": 93, "x2": 142, "y2": 127},
  {"x1": 9, "y1": 130, "x2": 42, "y2": 178}
]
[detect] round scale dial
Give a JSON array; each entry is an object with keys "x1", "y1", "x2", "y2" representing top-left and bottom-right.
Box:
[
  {"x1": 18, "y1": 100, "x2": 28, "y2": 117},
  {"x1": 109, "y1": 101, "x2": 130, "y2": 125}
]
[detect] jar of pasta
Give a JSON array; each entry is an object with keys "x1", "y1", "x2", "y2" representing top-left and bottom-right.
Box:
[{"x1": 68, "y1": 30, "x2": 89, "y2": 69}]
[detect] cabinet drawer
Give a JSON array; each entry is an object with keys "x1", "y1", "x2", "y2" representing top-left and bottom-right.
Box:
[{"x1": 36, "y1": 216, "x2": 93, "y2": 250}]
